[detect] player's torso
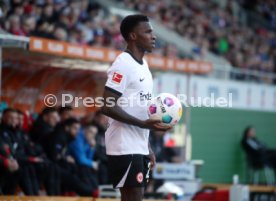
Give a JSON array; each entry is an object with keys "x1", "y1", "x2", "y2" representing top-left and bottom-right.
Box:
[
  {"x1": 105, "y1": 53, "x2": 152, "y2": 155},
  {"x1": 121, "y1": 54, "x2": 153, "y2": 120}
]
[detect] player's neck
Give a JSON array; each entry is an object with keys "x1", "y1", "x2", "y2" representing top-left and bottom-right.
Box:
[{"x1": 125, "y1": 45, "x2": 144, "y2": 63}]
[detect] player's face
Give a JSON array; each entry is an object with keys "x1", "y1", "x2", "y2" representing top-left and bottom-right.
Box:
[
  {"x1": 60, "y1": 110, "x2": 73, "y2": 122},
  {"x1": 68, "y1": 123, "x2": 80, "y2": 138},
  {"x1": 45, "y1": 112, "x2": 60, "y2": 127},
  {"x1": 3, "y1": 111, "x2": 18, "y2": 129},
  {"x1": 134, "y1": 21, "x2": 156, "y2": 53},
  {"x1": 17, "y1": 113, "x2": 24, "y2": 129},
  {"x1": 248, "y1": 128, "x2": 256, "y2": 138}
]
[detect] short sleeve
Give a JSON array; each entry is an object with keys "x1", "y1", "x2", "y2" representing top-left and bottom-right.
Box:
[{"x1": 105, "y1": 59, "x2": 129, "y2": 96}]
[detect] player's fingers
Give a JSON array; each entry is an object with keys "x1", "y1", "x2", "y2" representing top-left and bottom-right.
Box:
[
  {"x1": 148, "y1": 119, "x2": 162, "y2": 124},
  {"x1": 155, "y1": 123, "x2": 172, "y2": 129},
  {"x1": 154, "y1": 124, "x2": 172, "y2": 131}
]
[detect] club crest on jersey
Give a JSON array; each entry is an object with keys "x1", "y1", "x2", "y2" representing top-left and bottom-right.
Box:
[
  {"x1": 112, "y1": 72, "x2": 123, "y2": 84},
  {"x1": 136, "y1": 172, "x2": 143, "y2": 183}
]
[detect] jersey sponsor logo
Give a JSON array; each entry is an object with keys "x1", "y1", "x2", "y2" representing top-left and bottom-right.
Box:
[
  {"x1": 136, "y1": 172, "x2": 143, "y2": 183},
  {"x1": 112, "y1": 72, "x2": 123, "y2": 84},
  {"x1": 140, "y1": 91, "x2": 152, "y2": 101},
  {"x1": 139, "y1": 77, "x2": 145, "y2": 82}
]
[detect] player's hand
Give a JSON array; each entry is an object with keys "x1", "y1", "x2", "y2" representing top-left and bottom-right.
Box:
[
  {"x1": 92, "y1": 161, "x2": 99, "y2": 171},
  {"x1": 33, "y1": 157, "x2": 44, "y2": 163},
  {"x1": 66, "y1": 155, "x2": 75, "y2": 164},
  {"x1": 89, "y1": 139, "x2": 96, "y2": 148},
  {"x1": 142, "y1": 119, "x2": 172, "y2": 131},
  {"x1": 8, "y1": 159, "x2": 19, "y2": 172},
  {"x1": 149, "y1": 153, "x2": 156, "y2": 169}
]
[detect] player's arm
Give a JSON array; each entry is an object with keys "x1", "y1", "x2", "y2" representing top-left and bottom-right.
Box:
[{"x1": 101, "y1": 87, "x2": 171, "y2": 131}]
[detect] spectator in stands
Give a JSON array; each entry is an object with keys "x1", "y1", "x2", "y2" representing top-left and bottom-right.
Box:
[
  {"x1": 249, "y1": 0, "x2": 276, "y2": 28},
  {"x1": 31, "y1": 19, "x2": 54, "y2": 39},
  {"x1": 0, "y1": 108, "x2": 20, "y2": 194},
  {"x1": 163, "y1": 43, "x2": 179, "y2": 58},
  {"x1": 146, "y1": 130, "x2": 166, "y2": 193},
  {"x1": 53, "y1": 24, "x2": 68, "y2": 41},
  {"x1": 44, "y1": 117, "x2": 79, "y2": 168},
  {"x1": 30, "y1": 107, "x2": 59, "y2": 149},
  {"x1": 0, "y1": 108, "x2": 40, "y2": 195},
  {"x1": 16, "y1": 109, "x2": 60, "y2": 195},
  {"x1": 7, "y1": 14, "x2": 24, "y2": 35},
  {"x1": 241, "y1": 126, "x2": 267, "y2": 167},
  {"x1": 56, "y1": 105, "x2": 74, "y2": 137},
  {"x1": 68, "y1": 123, "x2": 99, "y2": 191},
  {"x1": 92, "y1": 111, "x2": 109, "y2": 185},
  {"x1": 44, "y1": 117, "x2": 97, "y2": 196},
  {"x1": 21, "y1": 16, "x2": 36, "y2": 36},
  {"x1": 241, "y1": 126, "x2": 276, "y2": 169},
  {"x1": 146, "y1": 130, "x2": 181, "y2": 193},
  {"x1": 1, "y1": 0, "x2": 174, "y2": 58},
  {"x1": 0, "y1": 0, "x2": 8, "y2": 32},
  {"x1": 58, "y1": 105, "x2": 74, "y2": 122},
  {"x1": 149, "y1": 130, "x2": 166, "y2": 163},
  {"x1": 0, "y1": 139, "x2": 19, "y2": 195},
  {"x1": 119, "y1": 0, "x2": 276, "y2": 78}
]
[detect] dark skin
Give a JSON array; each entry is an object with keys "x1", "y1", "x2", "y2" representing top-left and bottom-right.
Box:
[{"x1": 102, "y1": 21, "x2": 171, "y2": 201}]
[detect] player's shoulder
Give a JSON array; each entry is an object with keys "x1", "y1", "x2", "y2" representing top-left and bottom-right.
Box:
[
  {"x1": 110, "y1": 52, "x2": 133, "y2": 70},
  {"x1": 114, "y1": 52, "x2": 132, "y2": 63}
]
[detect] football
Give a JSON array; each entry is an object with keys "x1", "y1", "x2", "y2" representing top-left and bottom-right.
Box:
[{"x1": 148, "y1": 93, "x2": 183, "y2": 125}]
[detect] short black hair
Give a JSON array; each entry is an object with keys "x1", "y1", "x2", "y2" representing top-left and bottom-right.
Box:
[
  {"x1": 58, "y1": 105, "x2": 73, "y2": 114},
  {"x1": 63, "y1": 117, "x2": 80, "y2": 126},
  {"x1": 41, "y1": 107, "x2": 58, "y2": 116},
  {"x1": 243, "y1": 126, "x2": 254, "y2": 139},
  {"x1": 3, "y1": 108, "x2": 17, "y2": 116},
  {"x1": 16, "y1": 109, "x2": 24, "y2": 115},
  {"x1": 120, "y1": 14, "x2": 149, "y2": 41}
]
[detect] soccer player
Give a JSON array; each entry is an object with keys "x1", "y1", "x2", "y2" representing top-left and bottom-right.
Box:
[{"x1": 102, "y1": 14, "x2": 171, "y2": 201}]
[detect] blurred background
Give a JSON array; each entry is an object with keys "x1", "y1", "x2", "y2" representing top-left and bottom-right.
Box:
[{"x1": 0, "y1": 0, "x2": 276, "y2": 200}]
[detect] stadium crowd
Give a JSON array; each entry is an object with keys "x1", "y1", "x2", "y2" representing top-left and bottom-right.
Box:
[
  {"x1": 240, "y1": 0, "x2": 276, "y2": 29},
  {"x1": 118, "y1": 0, "x2": 276, "y2": 74},
  {"x1": 0, "y1": 0, "x2": 275, "y2": 74},
  {"x1": 0, "y1": 0, "x2": 180, "y2": 59},
  {"x1": 0, "y1": 106, "x2": 179, "y2": 196},
  {"x1": 0, "y1": 106, "x2": 108, "y2": 196}
]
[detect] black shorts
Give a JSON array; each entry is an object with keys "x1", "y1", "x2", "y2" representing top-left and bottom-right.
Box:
[{"x1": 107, "y1": 154, "x2": 151, "y2": 188}]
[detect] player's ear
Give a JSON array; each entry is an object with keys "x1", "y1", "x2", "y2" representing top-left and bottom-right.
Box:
[{"x1": 129, "y1": 32, "x2": 136, "y2": 40}]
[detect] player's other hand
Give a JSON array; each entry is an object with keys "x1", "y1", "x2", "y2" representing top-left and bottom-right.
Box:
[
  {"x1": 142, "y1": 119, "x2": 172, "y2": 131},
  {"x1": 92, "y1": 161, "x2": 99, "y2": 171},
  {"x1": 33, "y1": 157, "x2": 44, "y2": 163},
  {"x1": 149, "y1": 153, "x2": 156, "y2": 169},
  {"x1": 66, "y1": 155, "x2": 75, "y2": 164},
  {"x1": 8, "y1": 159, "x2": 19, "y2": 172}
]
